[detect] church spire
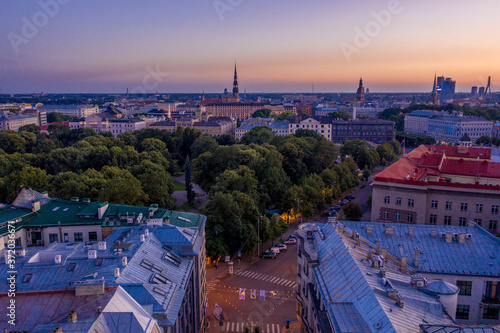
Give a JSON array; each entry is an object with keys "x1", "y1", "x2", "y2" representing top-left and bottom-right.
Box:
[
  {"x1": 431, "y1": 73, "x2": 439, "y2": 105},
  {"x1": 232, "y1": 63, "x2": 239, "y2": 100}
]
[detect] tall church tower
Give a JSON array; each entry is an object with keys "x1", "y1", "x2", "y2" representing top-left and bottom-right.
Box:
[
  {"x1": 233, "y1": 64, "x2": 240, "y2": 101},
  {"x1": 431, "y1": 73, "x2": 439, "y2": 105},
  {"x1": 356, "y1": 77, "x2": 365, "y2": 103}
]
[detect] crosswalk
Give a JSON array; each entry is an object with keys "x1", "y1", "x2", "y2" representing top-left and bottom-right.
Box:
[
  {"x1": 236, "y1": 270, "x2": 297, "y2": 289},
  {"x1": 223, "y1": 321, "x2": 281, "y2": 333}
]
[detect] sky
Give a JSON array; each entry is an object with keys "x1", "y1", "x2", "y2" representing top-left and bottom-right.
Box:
[{"x1": 1, "y1": 0, "x2": 499, "y2": 93}]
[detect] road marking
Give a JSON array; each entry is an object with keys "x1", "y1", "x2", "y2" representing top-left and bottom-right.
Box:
[
  {"x1": 270, "y1": 277, "x2": 279, "y2": 283},
  {"x1": 267, "y1": 324, "x2": 270, "y2": 333},
  {"x1": 254, "y1": 273, "x2": 263, "y2": 279},
  {"x1": 272, "y1": 323, "x2": 275, "y2": 333},
  {"x1": 236, "y1": 323, "x2": 239, "y2": 331},
  {"x1": 226, "y1": 322, "x2": 230, "y2": 331}
]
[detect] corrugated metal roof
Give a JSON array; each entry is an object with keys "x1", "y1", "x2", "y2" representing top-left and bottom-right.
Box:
[{"x1": 340, "y1": 221, "x2": 500, "y2": 276}]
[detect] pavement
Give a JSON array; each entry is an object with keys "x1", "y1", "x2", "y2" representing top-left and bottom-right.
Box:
[{"x1": 171, "y1": 175, "x2": 209, "y2": 211}]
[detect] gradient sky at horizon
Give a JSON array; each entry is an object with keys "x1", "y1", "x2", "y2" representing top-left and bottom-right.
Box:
[{"x1": 1, "y1": 0, "x2": 499, "y2": 93}]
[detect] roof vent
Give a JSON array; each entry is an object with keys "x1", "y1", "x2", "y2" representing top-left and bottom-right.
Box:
[
  {"x1": 51, "y1": 327, "x2": 63, "y2": 333},
  {"x1": 55, "y1": 254, "x2": 62, "y2": 264},
  {"x1": 144, "y1": 229, "x2": 149, "y2": 236},
  {"x1": 67, "y1": 310, "x2": 77, "y2": 322},
  {"x1": 122, "y1": 256, "x2": 128, "y2": 267},
  {"x1": 98, "y1": 241, "x2": 106, "y2": 251},
  {"x1": 385, "y1": 226, "x2": 394, "y2": 234},
  {"x1": 114, "y1": 268, "x2": 120, "y2": 277},
  {"x1": 140, "y1": 234, "x2": 145, "y2": 242},
  {"x1": 366, "y1": 225, "x2": 374, "y2": 234},
  {"x1": 430, "y1": 229, "x2": 437, "y2": 236}
]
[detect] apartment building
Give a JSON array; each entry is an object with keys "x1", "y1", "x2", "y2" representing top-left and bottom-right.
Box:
[
  {"x1": 149, "y1": 116, "x2": 236, "y2": 136},
  {"x1": 428, "y1": 113, "x2": 493, "y2": 143},
  {"x1": 295, "y1": 222, "x2": 478, "y2": 333},
  {"x1": 235, "y1": 117, "x2": 289, "y2": 140},
  {"x1": 288, "y1": 116, "x2": 395, "y2": 143},
  {"x1": 0, "y1": 189, "x2": 207, "y2": 332},
  {"x1": 341, "y1": 221, "x2": 500, "y2": 326},
  {"x1": 404, "y1": 110, "x2": 449, "y2": 135},
  {"x1": 38, "y1": 104, "x2": 99, "y2": 118},
  {"x1": 371, "y1": 145, "x2": 500, "y2": 234},
  {"x1": 205, "y1": 102, "x2": 284, "y2": 120}
]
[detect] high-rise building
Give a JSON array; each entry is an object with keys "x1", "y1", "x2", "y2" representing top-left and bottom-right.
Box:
[
  {"x1": 436, "y1": 76, "x2": 456, "y2": 100},
  {"x1": 471, "y1": 86, "x2": 478, "y2": 97},
  {"x1": 356, "y1": 77, "x2": 365, "y2": 103}
]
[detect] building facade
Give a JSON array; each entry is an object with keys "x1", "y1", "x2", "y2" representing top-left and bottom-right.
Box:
[
  {"x1": 0, "y1": 112, "x2": 44, "y2": 131},
  {"x1": 38, "y1": 104, "x2": 99, "y2": 118},
  {"x1": 149, "y1": 116, "x2": 236, "y2": 136},
  {"x1": 69, "y1": 111, "x2": 149, "y2": 137},
  {"x1": 371, "y1": 145, "x2": 500, "y2": 234},
  {"x1": 404, "y1": 110, "x2": 448, "y2": 136},
  {"x1": 428, "y1": 113, "x2": 493, "y2": 144},
  {"x1": 235, "y1": 117, "x2": 288, "y2": 140}
]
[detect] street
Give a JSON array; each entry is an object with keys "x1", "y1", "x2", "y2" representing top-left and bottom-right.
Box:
[{"x1": 207, "y1": 228, "x2": 299, "y2": 333}]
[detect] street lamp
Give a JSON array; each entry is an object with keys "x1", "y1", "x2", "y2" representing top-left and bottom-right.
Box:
[{"x1": 294, "y1": 199, "x2": 303, "y2": 224}]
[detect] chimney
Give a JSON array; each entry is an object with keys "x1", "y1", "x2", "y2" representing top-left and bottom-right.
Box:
[
  {"x1": 366, "y1": 225, "x2": 374, "y2": 234},
  {"x1": 114, "y1": 268, "x2": 120, "y2": 277},
  {"x1": 397, "y1": 294, "x2": 405, "y2": 308},
  {"x1": 51, "y1": 327, "x2": 63, "y2": 333},
  {"x1": 381, "y1": 247, "x2": 388, "y2": 261},
  {"x1": 458, "y1": 233, "x2": 466, "y2": 244},
  {"x1": 87, "y1": 250, "x2": 97, "y2": 260},
  {"x1": 400, "y1": 255, "x2": 407, "y2": 272},
  {"x1": 380, "y1": 267, "x2": 386, "y2": 277},
  {"x1": 32, "y1": 199, "x2": 40, "y2": 213},
  {"x1": 430, "y1": 229, "x2": 437, "y2": 236},
  {"x1": 67, "y1": 310, "x2": 77, "y2": 322},
  {"x1": 97, "y1": 202, "x2": 109, "y2": 219},
  {"x1": 122, "y1": 256, "x2": 128, "y2": 267},
  {"x1": 140, "y1": 234, "x2": 145, "y2": 242},
  {"x1": 351, "y1": 230, "x2": 357, "y2": 239},
  {"x1": 376, "y1": 239, "x2": 381, "y2": 254},
  {"x1": 445, "y1": 232, "x2": 453, "y2": 243},
  {"x1": 408, "y1": 227, "x2": 414, "y2": 236},
  {"x1": 144, "y1": 229, "x2": 149, "y2": 236},
  {"x1": 385, "y1": 226, "x2": 394, "y2": 234},
  {"x1": 414, "y1": 247, "x2": 419, "y2": 267},
  {"x1": 387, "y1": 289, "x2": 399, "y2": 299},
  {"x1": 98, "y1": 241, "x2": 106, "y2": 251},
  {"x1": 55, "y1": 254, "x2": 62, "y2": 264}
]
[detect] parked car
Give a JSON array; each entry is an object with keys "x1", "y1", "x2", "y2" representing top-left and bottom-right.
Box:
[
  {"x1": 260, "y1": 251, "x2": 277, "y2": 259},
  {"x1": 276, "y1": 244, "x2": 287, "y2": 252},
  {"x1": 284, "y1": 238, "x2": 297, "y2": 245},
  {"x1": 346, "y1": 195, "x2": 355, "y2": 200},
  {"x1": 269, "y1": 247, "x2": 281, "y2": 255},
  {"x1": 289, "y1": 233, "x2": 297, "y2": 239},
  {"x1": 322, "y1": 210, "x2": 336, "y2": 217},
  {"x1": 332, "y1": 205, "x2": 342, "y2": 211}
]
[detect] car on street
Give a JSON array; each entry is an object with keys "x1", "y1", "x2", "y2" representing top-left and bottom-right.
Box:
[
  {"x1": 276, "y1": 244, "x2": 287, "y2": 252},
  {"x1": 332, "y1": 205, "x2": 342, "y2": 210},
  {"x1": 289, "y1": 233, "x2": 297, "y2": 239},
  {"x1": 284, "y1": 238, "x2": 297, "y2": 245},
  {"x1": 260, "y1": 251, "x2": 277, "y2": 259},
  {"x1": 269, "y1": 247, "x2": 281, "y2": 255},
  {"x1": 346, "y1": 195, "x2": 355, "y2": 200},
  {"x1": 322, "y1": 210, "x2": 336, "y2": 217}
]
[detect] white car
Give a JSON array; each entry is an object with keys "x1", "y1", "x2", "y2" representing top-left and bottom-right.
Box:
[
  {"x1": 276, "y1": 244, "x2": 287, "y2": 252},
  {"x1": 284, "y1": 238, "x2": 297, "y2": 245}
]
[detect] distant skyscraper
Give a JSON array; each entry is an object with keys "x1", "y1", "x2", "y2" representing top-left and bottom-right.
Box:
[
  {"x1": 431, "y1": 74, "x2": 439, "y2": 105},
  {"x1": 436, "y1": 76, "x2": 456, "y2": 100},
  {"x1": 356, "y1": 77, "x2": 365, "y2": 103},
  {"x1": 471, "y1": 86, "x2": 478, "y2": 97},
  {"x1": 479, "y1": 86, "x2": 485, "y2": 97}
]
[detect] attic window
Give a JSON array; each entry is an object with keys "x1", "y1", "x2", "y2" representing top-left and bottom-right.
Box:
[
  {"x1": 153, "y1": 287, "x2": 167, "y2": 296},
  {"x1": 22, "y1": 273, "x2": 32, "y2": 283},
  {"x1": 164, "y1": 252, "x2": 182, "y2": 267},
  {"x1": 140, "y1": 259, "x2": 162, "y2": 273},
  {"x1": 68, "y1": 263, "x2": 76, "y2": 272},
  {"x1": 52, "y1": 207, "x2": 60, "y2": 212},
  {"x1": 151, "y1": 273, "x2": 170, "y2": 284}
]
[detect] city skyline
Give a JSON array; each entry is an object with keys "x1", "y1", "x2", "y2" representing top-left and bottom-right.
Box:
[{"x1": 1, "y1": 0, "x2": 499, "y2": 93}]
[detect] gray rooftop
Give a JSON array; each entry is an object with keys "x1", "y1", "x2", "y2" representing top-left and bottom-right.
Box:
[{"x1": 340, "y1": 221, "x2": 500, "y2": 277}]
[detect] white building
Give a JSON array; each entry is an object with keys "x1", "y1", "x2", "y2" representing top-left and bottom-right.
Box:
[
  {"x1": 69, "y1": 111, "x2": 149, "y2": 137},
  {"x1": 38, "y1": 104, "x2": 99, "y2": 118}
]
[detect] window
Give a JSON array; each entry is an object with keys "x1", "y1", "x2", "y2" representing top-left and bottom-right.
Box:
[
  {"x1": 408, "y1": 199, "x2": 415, "y2": 207},
  {"x1": 88, "y1": 232, "x2": 97, "y2": 241},
  {"x1": 483, "y1": 305, "x2": 500, "y2": 320},
  {"x1": 460, "y1": 203, "x2": 468, "y2": 212},
  {"x1": 49, "y1": 233, "x2": 58, "y2": 243},
  {"x1": 407, "y1": 213, "x2": 414, "y2": 223},
  {"x1": 492, "y1": 205, "x2": 499, "y2": 214},
  {"x1": 476, "y1": 204, "x2": 483, "y2": 213},
  {"x1": 431, "y1": 200, "x2": 438, "y2": 209},
  {"x1": 485, "y1": 281, "x2": 500, "y2": 301},
  {"x1": 446, "y1": 201, "x2": 452, "y2": 210},
  {"x1": 297, "y1": 264, "x2": 301, "y2": 277},
  {"x1": 474, "y1": 218, "x2": 482, "y2": 226},
  {"x1": 459, "y1": 217, "x2": 468, "y2": 226},
  {"x1": 456, "y1": 304, "x2": 470, "y2": 320},
  {"x1": 489, "y1": 220, "x2": 498, "y2": 231},
  {"x1": 394, "y1": 211, "x2": 401, "y2": 222},
  {"x1": 429, "y1": 214, "x2": 437, "y2": 224},
  {"x1": 383, "y1": 210, "x2": 389, "y2": 220},
  {"x1": 64, "y1": 233, "x2": 69, "y2": 242},
  {"x1": 457, "y1": 281, "x2": 472, "y2": 296},
  {"x1": 396, "y1": 197, "x2": 402, "y2": 206},
  {"x1": 444, "y1": 216, "x2": 452, "y2": 225},
  {"x1": 22, "y1": 273, "x2": 33, "y2": 283},
  {"x1": 384, "y1": 196, "x2": 390, "y2": 204},
  {"x1": 74, "y1": 233, "x2": 83, "y2": 242}
]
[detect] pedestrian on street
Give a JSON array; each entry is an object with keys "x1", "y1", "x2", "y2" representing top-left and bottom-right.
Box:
[{"x1": 216, "y1": 260, "x2": 219, "y2": 270}]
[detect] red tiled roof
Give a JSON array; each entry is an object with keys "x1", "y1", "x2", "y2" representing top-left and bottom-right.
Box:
[
  {"x1": 440, "y1": 158, "x2": 500, "y2": 178},
  {"x1": 422, "y1": 145, "x2": 491, "y2": 159}
]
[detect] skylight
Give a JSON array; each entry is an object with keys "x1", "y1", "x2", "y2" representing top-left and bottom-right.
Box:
[
  {"x1": 164, "y1": 252, "x2": 182, "y2": 267},
  {"x1": 52, "y1": 207, "x2": 60, "y2": 211},
  {"x1": 151, "y1": 273, "x2": 170, "y2": 284},
  {"x1": 22, "y1": 273, "x2": 32, "y2": 283},
  {"x1": 153, "y1": 287, "x2": 167, "y2": 296},
  {"x1": 68, "y1": 263, "x2": 76, "y2": 272},
  {"x1": 63, "y1": 208, "x2": 69, "y2": 212}
]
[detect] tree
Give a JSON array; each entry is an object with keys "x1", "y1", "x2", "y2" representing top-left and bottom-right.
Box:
[
  {"x1": 46, "y1": 112, "x2": 74, "y2": 123},
  {"x1": 341, "y1": 202, "x2": 363, "y2": 221},
  {"x1": 1, "y1": 166, "x2": 51, "y2": 203},
  {"x1": 191, "y1": 135, "x2": 218, "y2": 159},
  {"x1": 252, "y1": 108, "x2": 272, "y2": 118},
  {"x1": 209, "y1": 165, "x2": 258, "y2": 200},
  {"x1": 216, "y1": 134, "x2": 236, "y2": 146},
  {"x1": 0, "y1": 131, "x2": 27, "y2": 154},
  {"x1": 240, "y1": 126, "x2": 275, "y2": 145},
  {"x1": 362, "y1": 165, "x2": 370, "y2": 180},
  {"x1": 98, "y1": 166, "x2": 148, "y2": 205},
  {"x1": 185, "y1": 156, "x2": 195, "y2": 204},
  {"x1": 18, "y1": 124, "x2": 41, "y2": 134},
  {"x1": 130, "y1": 160, "x2": 175, "y2": 209},
  {"x1": 327, "y1": 110, "x2": 350, "y2": 120}
]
